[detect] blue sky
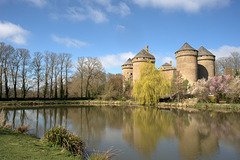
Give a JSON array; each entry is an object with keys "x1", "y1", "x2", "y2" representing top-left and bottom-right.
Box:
[{"x1": 0, "y1": 0, "x2": 240, "y2": 74}]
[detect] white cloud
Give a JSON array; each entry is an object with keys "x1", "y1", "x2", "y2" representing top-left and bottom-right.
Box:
[
  {"x1": 116, "y1": 24, "x2": 125, "y2": 32},
  {"x1": 0, "y1": 21, "x2": 29, "y2": 45},
  {"x1": 65, "y1": 6, "x2": 108, "y2": 23},
  {"x1": 24, "y1": 0, "x2": 47, "y2": 8},
  {"x1": 95, "y1": 0, "x2": 131, "y2": 17},
  {"x1": 99, "y1": 52, "x2": 135, "y2": 69},
  {"x1": 52, "y1": 35, "x2": 87, "y2": 48},
  {"x1": 161, "y1": 56, "x2": 176, "y2": 66},
  {"x1": 87, "y1": 7, "x2": 109, "y2": 23},
  {"x1": 51, "y1": 0, "x2": 130, "y2": 23},
  {"x1": 209, "y1": 45, "x2": 240, "y2": 58},
  {"x1": 106, "y1": 2, "x2": 131, "y2": 17},
  {"x1": 132, "y1": 0, "x2": 230, "y2": 12}
]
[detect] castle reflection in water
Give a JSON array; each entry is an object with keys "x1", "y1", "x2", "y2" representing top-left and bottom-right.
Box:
[{"x1": 2, "y1": 106, "x2": 240, "y2": 160}]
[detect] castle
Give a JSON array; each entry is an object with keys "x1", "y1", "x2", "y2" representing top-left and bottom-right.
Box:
[{"x1": 122, "y1": 42, "x2": 215, "y2": 86}]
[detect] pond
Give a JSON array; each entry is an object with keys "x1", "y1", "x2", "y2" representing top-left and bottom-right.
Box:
[{"x1": 1, "y1": 105, "x2": 240, "y2": 160}]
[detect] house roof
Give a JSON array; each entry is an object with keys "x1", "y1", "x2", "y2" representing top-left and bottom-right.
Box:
[
  {"x1": 198, "y1": 46, "x2": 215, "y2": 57},
  {"x1": 133, "y1": 49, "x2": 155, "y2": 59},
  {"x1": 176, "y1": 42, "x2": 197, "y2": 53},
  {"x1": 162, "y1": 63, "x2": 171, "y2": 66},
  {"x1": 122, "y1": 58, "x2": 133, "y2": 66}
]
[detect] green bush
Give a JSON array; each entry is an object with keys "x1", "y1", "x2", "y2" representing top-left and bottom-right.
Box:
[{"x1": 44, "y1": 126, "x2": 85, "y2": 156}]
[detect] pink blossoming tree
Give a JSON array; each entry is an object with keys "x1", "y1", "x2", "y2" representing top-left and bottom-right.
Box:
[{"x1": 209, "y1": 75, "x2": 232, "y2": 101}]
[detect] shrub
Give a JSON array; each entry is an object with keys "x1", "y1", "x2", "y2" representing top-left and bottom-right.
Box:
[
  {"x1": 44, "y1": 126, "x2": 85, "y2": 156},
  {"x1": 190, "y1": 78, "x2": 209, "y2": 102},
  {"x1": 88, "y1": 147, "x2": 117, "y2": 160},
  {"x1": 14, "y1": 124, "x2": 30, "y2": 133},
  {"x1": 209, "y1": 75, "x2": 232, "y2": 102}
]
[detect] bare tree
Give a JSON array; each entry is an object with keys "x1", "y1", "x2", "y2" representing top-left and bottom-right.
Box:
[
  {"x1": 103, "y1": 73, "x2": 122, "y2": 100},
  {"x1": 49, "y1": 52, "x2": 58, "y2": 98},
  {"x1": 84, "y1": 57, "x2": 104, "y2": 98},
  {"x1": 0, "y1": 42, "x2": 5, "y2": 98},
  {"x1": 75, "y1": 57, "x2": 85, "y2": 98},
  {"x1": 64, "y1": 53, "x2": 72, "y2": 98},
  {"x1": 10, "y1": 49, "x2": 23, "y2": 98},
  {"x1": 216, "y1": 57, "x2": 233, "y2": 76},
  {"x1": 54, "y1": 55, "x2": 60, "y2": 99},
  {"x1": 59, "y1": 53, "x2": 65, "y2": 99},
  {"x1": 3, "y1": 45, "x2": 14, "y2": 98},
  {"x1": 43, "y1": 51, "x2": 50, "y2": 98},
  {"x1": 19, "y1": 49, "x2": 31, "y2": 98},
  {"x1": 230, "y1": 52, "x2": 240, "y2": 76},
  {"x1": 32, "y1": 52, "x2": 43, "y2": 98}
]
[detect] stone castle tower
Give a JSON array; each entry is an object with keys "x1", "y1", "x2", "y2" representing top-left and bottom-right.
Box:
[
  {"x1": 197, "y1": 46, "x2": 215, "y2": 80},
  {"x1": 122, "y1": 43, "x2": 215, "y2": 86},
  {"x1": 175, "y1": 42, "x2": 198, "y2": 84},
  {"x1": 122, "y1": 58, "x2": 133, "y2": 82},
  {"x1": 122, "y1": 46, "x2": 155, "y2": 84}
]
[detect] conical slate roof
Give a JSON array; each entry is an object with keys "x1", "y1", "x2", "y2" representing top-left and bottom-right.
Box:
[
  {"x1": 122, "y1": 58, "x2": 133, "y2": 66},
  {"x1": 176, "y1": 42, "x2": 197, "y2": 53},
  {"x1": 133, "y1": 49, "x2": 155, "y2": 59},
  {"x1": 198, "y1": 46, "x2": 215, "y2": 57},
  {"x1": 162, "y1": 63, "x2": 171, "y2": 66}
]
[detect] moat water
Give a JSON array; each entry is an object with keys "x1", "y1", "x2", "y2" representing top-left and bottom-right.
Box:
[{"x1": 2, "y1": 106, "x2": 240, "y2": 160}]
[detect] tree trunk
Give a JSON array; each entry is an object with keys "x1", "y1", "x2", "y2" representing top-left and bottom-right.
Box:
[
  {"x1": 44, "y1": 74, "x2": 48, "y2": 98},
  {"x1": 60, "y1": 69, "x2": 63, "y2": 99},
  {"x1": 85, "y1": 77, "x2": 90, "y2": 98},
  {"x1": 54, "y1": 74, "x2": 58, "y2": 99},
  {"x1": 0, "y1": 65, "x2": 3, "y2": 99},
  {"x1": 22, "y1": 67, "x2": 26, "y2": 98},
  {"x1": 65, "y1": 69, "x2": 68, "y2": 98},
  {"x1": 80, "y1": 74, "x2": 83, "y2": 98},
  {"x1": 4, "y1": 68, "x2": 8, "y2": 98},
  {"x1": 37, "y1": 75, "x2": 40, "y2": 98}
]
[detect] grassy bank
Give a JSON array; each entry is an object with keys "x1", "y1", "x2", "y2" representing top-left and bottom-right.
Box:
[
  {"x1": 157, "y1": 102, "x2": 240, "y2": 112},
  {"x1": 0, "y1": 99, "x2": 240, "y2": 112},
  {"x1": 0, "y1": 127, "x2": 78, "y2": 160},
  {"x1": 0, "y1": 100, "x2": 135, "y2": 109}
]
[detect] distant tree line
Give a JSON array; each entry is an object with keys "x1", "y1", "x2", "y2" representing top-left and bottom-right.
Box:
[
  {"x1": 215, "y1": 52, "x2": 240, "y2": 76},
  {"x1": 0, "y1": 42, "x2": 124, "y2": 100}
]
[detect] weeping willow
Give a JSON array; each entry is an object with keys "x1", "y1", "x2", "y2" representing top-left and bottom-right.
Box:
[{"x1": 133, "y1": 62, "x2": 171, "y2": 104}]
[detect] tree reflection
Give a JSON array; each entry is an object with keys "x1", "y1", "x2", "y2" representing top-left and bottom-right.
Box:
[
  {"x1": 12, "y1": 109, "x2": 16, "y2": 128},
  {"x1": 3, "y1": 106, "x2": 240, "y2": 159},
  {"x1": 123, "y1": 107, "x2": 176, "y2": 158},
  {"x1": 35, "y1": 109, "x2": 38, "y2": 136}
]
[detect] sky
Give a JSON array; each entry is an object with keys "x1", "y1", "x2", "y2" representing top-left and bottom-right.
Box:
[{"x1": 0, "y1": 0, "x2": 240, "y2": 74}]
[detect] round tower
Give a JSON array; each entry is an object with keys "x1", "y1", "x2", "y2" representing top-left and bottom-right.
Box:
[
  {"x1": 132, "y1": 45, "x2": 155, "y2": 83},
  {"x1": 175, "y1": 42, "x2": 198, "y2": 84},
  {"x1": 197, "y1": 46, "x2": 215, "y2": 80},
  {"x1": 122, "y1": 58, "x2": 133, "y2": 82},
  {"x1": 159, "y1": 61, "x2": 176, "y2": 81}
]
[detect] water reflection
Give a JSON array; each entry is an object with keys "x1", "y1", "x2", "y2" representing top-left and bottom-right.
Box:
[{"x1": 2, "y1": 106, "x2": 240, "y2": 160}]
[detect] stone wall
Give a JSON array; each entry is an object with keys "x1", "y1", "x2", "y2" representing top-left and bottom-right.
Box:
[
  {"x1": 122, "y1": 65, "x2": 133, "y2": 82},
  {"x1": 132, "y1": 58, "x2": 155, "y2": 83},
  {"x1": 197, "y1": 56, "x2": 215, "y2": 80},
  {"x1": 161, "y1": 69, "x2": 176, "y2": 81},
  {"x1": 175, "y1": 50, "x2": 198, "y2": 84}
]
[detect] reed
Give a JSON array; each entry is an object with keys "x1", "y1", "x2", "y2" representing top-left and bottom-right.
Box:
[{"x1": 44, "y1": 126, "x2": 85, "y2": 156}]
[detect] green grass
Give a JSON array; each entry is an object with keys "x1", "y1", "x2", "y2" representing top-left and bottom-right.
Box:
[{"x1": 0, "y1": 127, "x2": 80, "y2": 160}]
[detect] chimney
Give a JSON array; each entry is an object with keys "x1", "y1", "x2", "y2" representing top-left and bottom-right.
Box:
[
  {"x1": 146, "y1": 45, "x2": 149, "y2": 52},
  {"x1": 170, "y1": 61, "x2": 172, "y2": 66}
]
